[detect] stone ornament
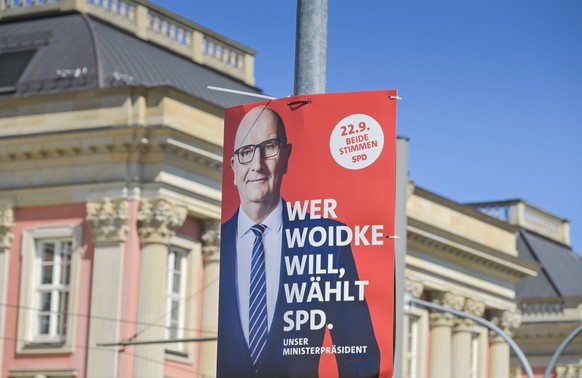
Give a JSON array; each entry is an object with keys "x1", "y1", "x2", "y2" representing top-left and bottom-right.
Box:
[
  {"x1": 138, "y1": 198, "x2": 187, "y2": 245},
  {"x1": 86, "y1": 198, "x2": 129, "y2": 243},
  {"x1": 429, "y1": 291, "x2": 465, "y2": 327},
  {"x1": 201, "y1": 220, "x2": 220, "y2": 262},
  {"x1": 0, "y1": 207, "x2": 14, "y2": 250},
  {"x1": 404, "y1": 278, "x2": 424, "y2": 299}
]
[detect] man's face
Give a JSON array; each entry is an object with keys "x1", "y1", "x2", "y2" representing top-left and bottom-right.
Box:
[{"x1": 231, "y1": 108, "x2": 291, "y2": 212}]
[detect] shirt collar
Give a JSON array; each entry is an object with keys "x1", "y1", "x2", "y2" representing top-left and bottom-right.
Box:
[{"x1": 237, "y1": 198, "x2": 283, "y2": 238}]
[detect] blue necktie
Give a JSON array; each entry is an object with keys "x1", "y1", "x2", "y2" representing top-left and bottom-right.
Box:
[{"x1": 249, "y1": 224, "x2": 268, "y2": 370}]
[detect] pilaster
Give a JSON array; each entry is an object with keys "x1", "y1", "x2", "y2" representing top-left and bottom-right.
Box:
[
  {"x1": 86, "y1": 199, "x2": 129, "y2": 378},
  {"x1": 429, "y1": 292, "x2": 464, "y2": 378},
  {"x1": 133, "y1": 198, "x2": 187, "y2": 378},
  {"x1": 198, "y1": 220, "x2": 221, "y2": 378},
  {"x1": 490, "y1": 310, "x2": 522, "y2": 378},
  {"x1": 0, "y1": 206, "x2": 14, "y2": 375},
  {"x1": 452, "y1": 299, "x2": 485, "y2": 378}
]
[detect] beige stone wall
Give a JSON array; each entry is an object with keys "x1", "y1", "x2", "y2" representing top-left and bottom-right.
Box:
[
  {"x1": 408, "y1": 193, "x2": 517, "y2": 256},
  {"x1": 0, "y1": 85, "x2": 224, "y2": 376}
]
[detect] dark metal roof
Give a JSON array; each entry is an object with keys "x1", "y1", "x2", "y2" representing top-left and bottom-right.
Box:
[
  {"x1": 0, "y1": 13, "x2": 263, "y2": 108},
  {"x1": 516, "y1": 229, "x2": 582, "y2": 299}
]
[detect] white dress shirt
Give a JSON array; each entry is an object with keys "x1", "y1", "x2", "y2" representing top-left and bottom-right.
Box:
[{"x1": 236, "y1": 199, "x2": 283, "y2": 345}]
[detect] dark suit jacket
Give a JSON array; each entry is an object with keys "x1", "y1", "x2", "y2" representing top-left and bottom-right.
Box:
[{"x1": 217, "y1": 203, "x2": 380, "y2": 378}]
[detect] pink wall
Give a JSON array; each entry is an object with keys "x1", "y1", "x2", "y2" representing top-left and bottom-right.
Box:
[
  {"x1": 3, "y1": 203, "x2": 91, "y2": 378},
  {"x1": 2, "y1": 202, "x2": 207, "y2": 378}
]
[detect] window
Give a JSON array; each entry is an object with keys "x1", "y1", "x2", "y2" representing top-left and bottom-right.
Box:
[
  {"x1": 162, "y1": 236, "x2": 204, "y2": 362},
  {"x1": 34, "y1": 239, "x2": 72, "y2": 341},
  {"x1": 17, "y1": 225, "x2": 81, "y2": 353},
  {"x1": 406, "y1": 315, "x2": 420, "y2": 378},
  {"x1": 165, "y1": 246, "x2": 188, "y2": 352},
  {"x1": 402, "y1": 309, "x2": 428, "y2": 378},
  {"x1": 469, "y1": 332, "x2": 480, "y2": 378},
  {"x1": 0, "y1": 50, "x2": 36, "y2": 92}
]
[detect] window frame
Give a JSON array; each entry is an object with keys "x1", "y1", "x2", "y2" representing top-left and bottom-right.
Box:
[
  {"x1": 17, "y1": 225, "x2": 82, "y2": 354},
  {"x1": 165, "y1": 245, "x2": 188, "y2": 352},
  {"x1": 33, "y1": 239, "x2": 73, "y2": 342},
  {"x1": 163, "y1": 236, "x2": 201, "y2": 362},
  {"x1": 402, "y1": 307, "x2": 429, "y2": 378}
]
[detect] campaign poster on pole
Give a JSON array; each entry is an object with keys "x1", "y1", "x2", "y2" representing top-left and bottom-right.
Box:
[{"x1": 217, "y1": 90, "x2": 397, "y2": 378}]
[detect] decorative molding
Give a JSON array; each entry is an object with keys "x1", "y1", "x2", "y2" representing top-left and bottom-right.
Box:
[
  {"x1": 201, "y1": 220, "x2": 220, "y2": 263},
  {"x1": 0, "y1": 135, "x2": 221, "y2": 176},
  {"x1": 431, "y1": 291, "x2": 465, "y2": 310},
  {"x1": 7, "y1": 369, "x2": 78, "y2": 378},
  {"x1": 490, "y1": 310, "x2": 521, "y2": 337},
  {"x1": 161, "y1": 138, "x2": 222, "y2": 171},
  {"x1": 0, "y1": 206, "x2": 14, "y2": 250},
  {"x1": 520, "y1": 301, "x2": 564, "y2": 316},
  {"x1": 556, "y1": 364, "x2": 582, "y2": 378},
  {"x1": 464, "y1": 298, "x2": 486, "y2": 317},
  {"x1": 455, "y1": 298, "x2": 485, "y2": 328},
  {"x1": 404, "y1": 278, "x2": 424, "y2": 299},
  {"x1": 138, "y1": 198, "x2": 187, "y2": 245},
  {"x1": 0, "y1": 139, "x2": 140, "y2": 163},
  {"x1": 406, "y1": 180, "x2": 415, "y2": 198},
  {"x1": 86, "y1": 199, "x2": 129, "y2": 244},
  {"x1": 510, "y1": 367, "x2": 523, "y2": 378},
  {"x1": 429, "y1": 291, "x2": 464, "y2": 327},
  {"x1": 407, "y1": 226, "x2": 536, "y2": 280}
]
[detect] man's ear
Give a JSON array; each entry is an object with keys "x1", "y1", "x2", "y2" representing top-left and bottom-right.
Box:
[{"x1": 230, "y1": 156, "x2": 237, "y2": 186}]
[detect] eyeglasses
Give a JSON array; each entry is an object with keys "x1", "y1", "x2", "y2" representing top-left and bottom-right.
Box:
[{"x1": 233, "y1": 138, "x2": 287, "y2": 165}]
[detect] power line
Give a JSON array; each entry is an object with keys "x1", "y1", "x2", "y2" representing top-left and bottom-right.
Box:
[
  {"x1": 128, "y1": 275, "x2": 220, "y2": 341},
  {"x1": 0, "y1": 335, "x2": 215, "y2": 378},
  {"x1": 97, "y1": 336, "x2": 216, "y2": 347},
  {"x1": 0, "y1": 301, "x2": 217, "y2": 336}
]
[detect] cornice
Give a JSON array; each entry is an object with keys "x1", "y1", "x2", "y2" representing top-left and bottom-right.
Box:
[
  {"x1": 0, "y1": 126, "x2": 146, "y2": 162},
  {"x1": 408, "y1": 224, "x2": 538, "y2": 281},
  {"x1": 160, "y1": 137, "x2": 222, "y2": 172},
  {"x1": 0, "y1": 127, "x2": 223, "y2": 174}
]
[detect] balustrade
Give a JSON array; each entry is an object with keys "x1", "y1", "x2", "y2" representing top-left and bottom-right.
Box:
[{"x1": 0, "y1": 0, "x2": 255, "y2": 85}]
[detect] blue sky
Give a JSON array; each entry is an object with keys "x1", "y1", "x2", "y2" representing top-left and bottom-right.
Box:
[{"x1": 158, "y1": 0, "x2": 582, "y2": 250}]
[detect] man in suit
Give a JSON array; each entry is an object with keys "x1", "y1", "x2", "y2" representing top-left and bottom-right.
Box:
[{"x1": 217, "y1": 106, "x2": 380, "y2": 378}]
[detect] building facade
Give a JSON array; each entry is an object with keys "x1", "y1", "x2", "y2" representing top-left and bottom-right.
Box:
[
  {"x1": 1, "y1": 1, "x2": 580, "y2": 378},
  {"x1": 0, "y1": 1, "x2": 259, "y2": 377}
]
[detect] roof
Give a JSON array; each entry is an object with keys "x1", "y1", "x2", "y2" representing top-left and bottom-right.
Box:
[
  {"x1": 516, "y1": 229, "x2": 582, "y2": 299},
  {"x1": 0, "y1": 13, "x2": 263, "y2": 108}
]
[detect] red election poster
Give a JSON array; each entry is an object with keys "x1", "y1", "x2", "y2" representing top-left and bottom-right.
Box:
[{"x1": 217, "y1": 90, "x2": 397, "y2": 378}]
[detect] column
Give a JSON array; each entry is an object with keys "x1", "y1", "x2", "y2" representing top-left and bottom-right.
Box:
[
  {"x1": 429, "y1": 292, "x2": 464, "y2": 378},
  {"x1": 198, "y1": 220, "x2": 221, "y2": 378},
  {"x1": 556, "y1": 364, "x2": 582, "y2": 378},
  {"x1": 403, "y1": 279, "x2": 424, "y2": 378},
  {"x1": 489, "y1": 310, "x2": 521, "y2": 378},
  {"x1": 86, "y1": 199, "x2": 129, "y2": 378},
  {"x1": 404, "y1": 278, "x2": 424, "y2": 300},
  {"x1": 0, "y1": 206, "x2": 14, "y2": 373},
  {"x1": 133, "y1": 199, "x2": 187, "y2": 378},
  {"x1": 510, "y1": 367, "x2": 523, "y2": 378},
  {"x1": 452, "y1": 298, "x2": 485, "y2": 378}
]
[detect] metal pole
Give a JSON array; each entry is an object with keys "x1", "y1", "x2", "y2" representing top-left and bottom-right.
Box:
[
  {"x1": 407, "y1": 296, "x2": 534, "y2": 378},
  {"x1": 544, "y1": 323, "x2": 582, "y2": 378},
  {"x1": 392, "y1": 137, "x2": 409, "y2": 378},
  {"x1": 294, "y1": 0, "x2": 328, "y2": 95}
]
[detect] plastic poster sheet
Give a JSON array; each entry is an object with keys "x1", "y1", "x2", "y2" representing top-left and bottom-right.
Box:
[{"x1": 217, "y1": 90, "x2": 397, "y2": 378}]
